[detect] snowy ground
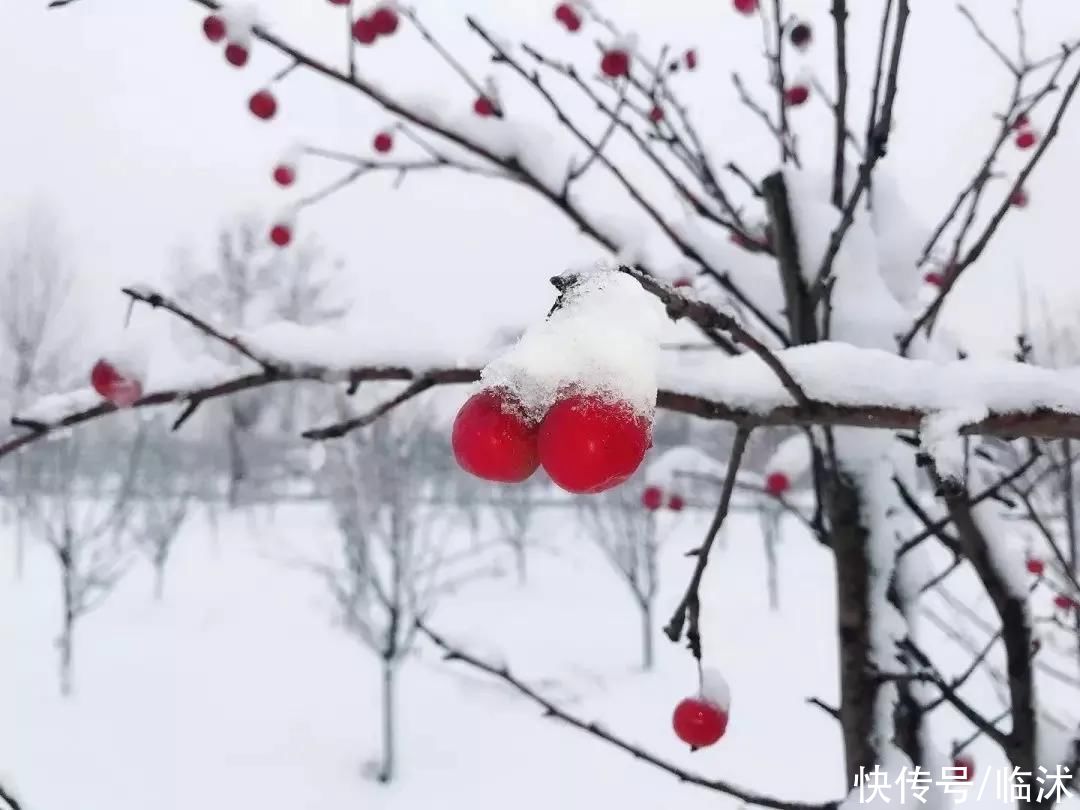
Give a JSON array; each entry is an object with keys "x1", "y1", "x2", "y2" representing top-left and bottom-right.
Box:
[{"x1": 2, "y1": 500, "x2": 1078, "y2": 809}]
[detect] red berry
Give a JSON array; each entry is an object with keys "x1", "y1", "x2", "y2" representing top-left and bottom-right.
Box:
[
  {"x1": 373, "y1": 132, "x2": 394, "y2": 153},
  {"x1": 474, "y1": 96, "x2": 496, "y2": 117},
  {"x1": 90, "y1": 359, "x2": 143, "y2": 407},
  {"x1": 924, "y1": 271, "x2": 944, "y2": 287},
  {"x1": 328, "y1": 0, "x2": 350, "y2": 4},
  {"x1": 1015, "y1": 130, "x2": 1037, "y2": 149},
  {"x1": 269, "y1": 224, "x2": 292, "y2": 247},
  {"x1": 352, "y1": 16, "x2": 378, "y2": 44},
  {"x1": 273, "y1": 164, "x2": 296, "y2": 186},
  {"x1": 554, "y1": 3, "x2": 582, "y2": 32},
  {"x1": 224, "y1": 42, "x2": 249, "y2": 67},
  {"x1": 371, "y1": 6, "x2": 399, "y2": 35},
  {"x1": 790, "y1": 22, "x2": 812, "y2": 49},
  {"x1": 537, "y1": 394, "x2": 651, "y2": 494},
  {"x1": 452, "y1": 389, "x2": 540, "y2": 484},
  {"x1": 685, "y1": 49, "x2": 697, "y2": 70},
  {"x1": 672, "y1": 698, "x2": 728, "y2": 748},
  {"x1": 673, "y1": 277, "x2": 692, "y2": 288},
  {"x1": 600, "y1": 49, "x2": 630, "y2": 78},
  {"x1": 1012, "y1": 113, "x2": 1030, "y2": 130},
  {"x1": 203, "y1": 14, "x2": 227, "y2": 42},
  {"x1": 641, "y1": 486, "x2": 663, "y2": 511},
  {"x1": 1026, "y1": 557, "x2": 1045, "y2": 575},
  {"x1": 953, "y1": 755, "x2": 974, "y2": 783},
  {"x1": 733, "y1": 0, "x2": 758, "y2": 15},
  {"x1": 784, "y1": 85, "x2": 809, "y2": 107},
  {"x1": 249, "y1": 90, "x2": 277, "y2": 120},
  {"x1": 649, "y1": 105, "x2": 664, "y2": 123},
  {"x1": 1054, "y1": 593, "x2": 1077, "y2": 610},
  {"x1": 765, "y1": 471, "x2": 789, "y2": 496},
  {"x1": 730, "y1": 231, "x2": 760, "y2": 250},
  {"x1": 668, "y1": 494, "x2": 685, "y2": 511},
  {"x1": 1010, "y1": 187, "x2": 1029, "y2": 208}
]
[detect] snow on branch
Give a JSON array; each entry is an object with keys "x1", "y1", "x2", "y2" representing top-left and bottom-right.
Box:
[{"x1": 416, "y1": 620, "x2": 840, "y2": 810}]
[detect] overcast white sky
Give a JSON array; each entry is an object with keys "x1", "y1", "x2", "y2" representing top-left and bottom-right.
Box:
[{"x1": 4, "y1": 0, "x2": 1080, "y2": 368}]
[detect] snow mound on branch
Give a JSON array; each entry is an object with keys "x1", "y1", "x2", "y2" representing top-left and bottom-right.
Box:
[
  {"x1": 870, "y1": 166, "x2": 931, "y2": 310},
  {"x1": 698, "y1": 667, "x2": 730, "y2": 712},
  {"x1": 920, "y1": 406, "x2": 990, "y2": 482},
  {"x1": 663, "y1": 342, "x2": 1080, "y2": 417},
  {"x1": 764, "y1": 433, "x2": 811, "y2": 479},
  {"x1": 481, "y1": 268, "x2": 666, "y2": 419},
  {"x1": 219, "y1": 3, "x2": 258, "y2": 45},
  {"x1": 644, "y1": 445, "x2": 727, "y2": 489}
]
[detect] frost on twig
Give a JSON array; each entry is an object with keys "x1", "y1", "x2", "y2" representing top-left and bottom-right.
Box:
[{"x1": 920, "y1": 406, "x2": 991, "y2": 483}]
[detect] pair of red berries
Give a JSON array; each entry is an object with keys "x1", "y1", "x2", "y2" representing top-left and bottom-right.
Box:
[
  {"x1": 672, "y1": 697, "x2": 729, "y2": 748},
  {"x1": 642, "y1": 486, "x2": 684, "y2": 512},
  {"x1": 1013, "y1": 113, "x2": 1039, "y2": 150},
  {"x1": 451, "y1": 388, "x2": 651, "y2": 494},
  {"x1": 553, "y1": 3, "x2": 582, "y2": 32},
  {"x1": 352, "y1": 6, "x2": 400, "y2": 44},
  {"x1": 90, "y1": 359, "x2": 143, "y2": 407},
  {"x1": 202, "y1": 14, "x2": 251, "y2": 67}
]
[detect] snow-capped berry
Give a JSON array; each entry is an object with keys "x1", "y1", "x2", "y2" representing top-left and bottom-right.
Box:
[
  {"x1": 642, "y1": 485, "x2": 664, "y2": 511},
  {"x1": 1012, "y1": 113, "x2": 1030, "y2": 130},
  {"x1": 203, "y1": 14, "x2": 227, "y2": 42},
  {"x1": 600, "y1": 49, "x2": 630, "y2": 78},
  {"x1": 789, "y1": 21, "x2": 812, "y2": 49},
  {"x1": 784, "y1": 84, "x2": 810, "y2": 106},
  {"x1": 668, "y1": 494, "x2": 685, "y2": 511},
  {"x1": 733, "y1": 0, "x2": 758, "y2": 15},
  {"x1": 924, "y1": 271, "x2": 944, "y2": 287},
  {"x1": 672, "y1": 698, "x2": 728, "y2": 748},
  {"x1": 224, "y1": 42, "x2": 249, "y2": 67},
  {"x1": 685, "y1": 49, "x2": 697, "y2": 70},
  {"x1": 1025, "y1": 557, "x2": 1045, "y2": 575},
  {"x1": 1054, "y1": 593, "x2": 1078, "y2": 610},
  {"x1": 373, "y1": 132, "x2": 394, "y2": 153},
  {"x1": 953, "y1": 755, "x2": 974, "y2": 783},
  {"x1": 352, "y1": 16, "x2": 378, "y2": 44},
  {"x1": 269, "y1": 223, "x2": 292, "y2": 247},
  {"x1": 249, "y1": 90, "x2": 278, "y2": 120},
  {"x1": 538, "y1": 394, "x2": 651, "y2": 494},
  {"x1": 273, "y1": 164, "x2": 296, "y2": 186},
  {"x1": 474, "y1": 96, "x2": 496, "y2": 117},
  {"x1": 1015, "y1": 130, "x2": 1037, "y2": 149},
  {"x1": 673, "y1": 277, "x2": 692, "y2": 288},
  {"x1": 554, "y1": 3, "x2": 582, "y2": 32},
  {"x1": 91, "y1": 359, "x2": 143, "y2": 407},
  {"x1": 649, "y1": 105, "x2": 664, "y2": 123},
  {"x1": 371, "y1": 6, "x2": 400, "y2": 35},
  {"x1": 1009, "y1": 187, "x2": 1029, "y2": 208},
  {"x1": 765, "y1": 471, "x2": 790, "y2": 496},
  {"x1": 452, "y1": 389, "x2": 540, "y2": 484}
]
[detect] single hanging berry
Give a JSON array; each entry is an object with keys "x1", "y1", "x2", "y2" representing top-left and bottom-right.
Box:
[
  {"x1": 1015, "y1": 130, "x2": 1038, "y2": 149},
  {"x1": 474, "y1": 96, "x2": 496, "y2": 117},
  {"x1": 352, "y1": 16, "x2": 378, "y2": 44},
  {"x1": 668, "y1": 494, "x2": 685, "y2": 511},
  {"x1": 784, "y1": 84, "x2": 809, "y2": 106},
  {"x1": 224, "y1": 42, "x2": 249, "y2": 67},
  {"x1": 600, "y1": 49, "x2": 630, "y2": 78},
  {"x1": 1025, "y1": 557, "x2": 1045, "y2": 575},
  {"x1": 765, "y1": 471, "x2": 789, "y2": 496},
  {"x1": 269, "y1": 223, "x2": 293, "y2": 247},
  {"x1": 371, "y1": 6, "x2": 400, "y2": 35},
  {"x1": 373, "y1": 131, "x2": 394, "y2": 153},
  {"x1": 249, "y1": 89, "x2": 277, "y2": 120},
  {"x1": 733, "y1": 0, "x2": 759, "y2": 15},
  {"x1": 90, "y1": 359, "x2": 143, "y2": 407},
  {"x1": 452, "y1": 389, "x2": 540, "y2": 483},
  {"x1": 273, "y1": 164, "x2": 296, "y2": 186},
  {"x1": 953, "y1": 755, "x2": 974, "y2": 783},
  {"x1": 641, "y1": 485, "x2": 663, "y2": 511},
  {"x1": 789, "y1": 21, "x2": 812, "y2": 49},
  {"x1": 672, "y1": 697, "x2": 728, "y2": 748},
  {"x1": 203, "y1": 14, "x2": 227, "y2": 42}
]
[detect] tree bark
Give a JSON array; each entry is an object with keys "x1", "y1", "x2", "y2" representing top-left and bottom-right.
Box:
[{"x1": 377, "y1": 658, "x2": 396, "y2": 784}]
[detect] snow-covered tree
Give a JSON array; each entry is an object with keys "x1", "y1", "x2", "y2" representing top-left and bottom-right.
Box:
[{"x1": 10, "y1": 0, "x2": 1080, "y2": 806}]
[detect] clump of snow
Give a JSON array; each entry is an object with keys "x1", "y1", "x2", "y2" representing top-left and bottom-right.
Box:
[
  {"x1": 869, "y1": 165, "x2": 931, "y2": 311},
  {"x1": 15, "y1": 388, "x2": 103, "y2": 424},
  {"x1": 920, "y1": 406, "x2": 989, "y2": 482},
  {"x1": 764, "y1": 433, "x2": 811, "y2": 479},
  {"x1": 219, "y1": 3, "x2": 258, "y2": 45},
  {"x1": 644, "y1": 445, "x2": 726, "y2": 489},
  {"x1": 970, "y1": 500, "x2": 1030, "y2": 601},
  {"x1": 698, "y1": 667, "x2": 730, "y2": 712},
  {"x1": 481, "y1": 268, "x2": 666, "y2": 420}
]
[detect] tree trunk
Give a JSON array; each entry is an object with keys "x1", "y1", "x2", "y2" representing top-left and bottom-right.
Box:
[
  {"x1": 639, "y1": 598, "x2": 654, "y2": 671},
  {"x1": 59, "y1": 572, "x2": 75, "y2": 697},
  {"x1": 376, "y1": 658, "x2": 397, "y2": 784},
  {"x1": 1063, "y1": 440, "x2": 1079, "y2": 669}
]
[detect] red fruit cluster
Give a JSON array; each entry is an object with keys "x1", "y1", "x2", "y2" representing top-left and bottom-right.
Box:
[
  {"x1": 601, "y1": 49, "x2": 630, "y2": 78},
  {"x1": 789, "y1": 21, "x2": 812, "y2": 50},
  {"x1": 672, "y1": 697, "x2": 728, "y2": 748},
  {"x1": 765, "y1": 471, "x2": 790, "y2": 496},
  {"x1": 373, "y1": 131, "x2": 394, "y2": 153},
  {"x1": 554, "y1": 3, "x2": 582, "y2": 32},
  {"x1": 90, "y1": 359, "x2": 143, "y2": 407},
  {"x1": 249, "y1": 89, "x2": 277, "y2": 120},
  {"x1": 733, "y1": 0, "x2": 758, "y2": 14},
  {"x1": 1025, "y1": 557, "x2": 1045, "y2": 576},
  {"x1": 784, "y1": 84, "x2": 810, "y2": 107},
  {"x1": 354, "y1": 5, "x2": 400, "y2": 44},
  {"x1": 201, "y1": 13, "x2": 250, "y2": 67},
  {"x1": 953, "y1": 755, "x2": 974, "y2": 783},
  {"x1": 452, "y1": 388, "x2": 652, "y2": 494},
  {"x1": 641, "y1": 485, "x2": 686, "y2": 512}
]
